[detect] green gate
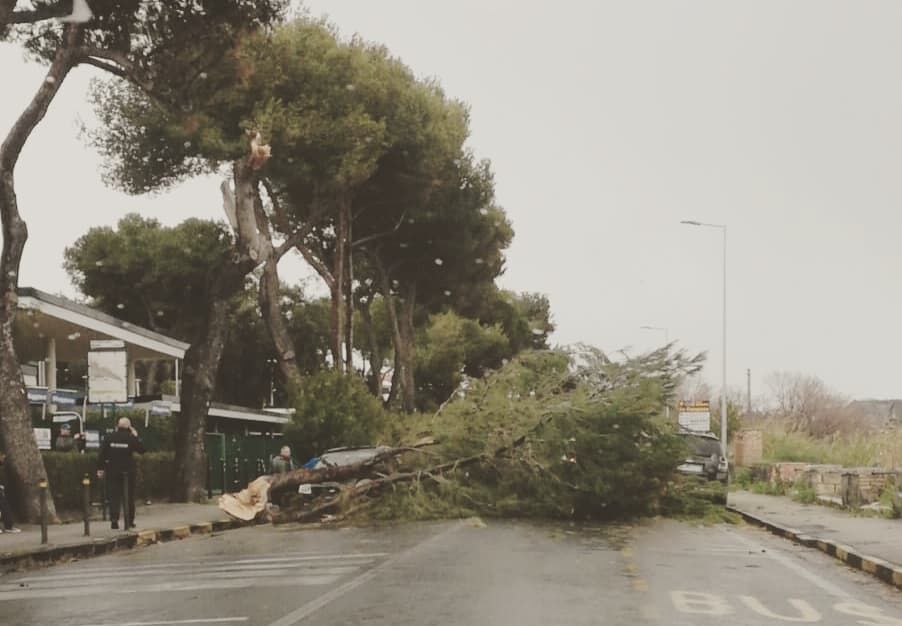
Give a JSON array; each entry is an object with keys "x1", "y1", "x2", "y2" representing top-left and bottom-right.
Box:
[{"x1": 204, "y1": 433, "x2": 226, "y2": 494}]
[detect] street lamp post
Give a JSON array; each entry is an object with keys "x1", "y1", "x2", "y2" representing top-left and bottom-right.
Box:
[{"x1": 680, "y1": 220, "x2": 728, "y2": 458}]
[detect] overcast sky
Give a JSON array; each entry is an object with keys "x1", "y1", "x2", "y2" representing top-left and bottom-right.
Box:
[{"x1": 2, "y1": 1, "x2": 901, "y2": 401}]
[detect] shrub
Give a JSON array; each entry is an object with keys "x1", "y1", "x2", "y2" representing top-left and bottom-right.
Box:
[
  {"x1": 283, "y1": 370, "x2": 386, "y2": 462},
  {"x1": 41, "y1": 451, "x2": 175, "y2": 511}
]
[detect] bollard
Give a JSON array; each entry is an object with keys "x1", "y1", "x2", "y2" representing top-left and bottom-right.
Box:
[
  {"x1": 101, "y1": 473, "x2": 107, "y2": 521},
  {"x1": 82, "y1": 474, "x2": 91, "y2": 537},
  {"x1": 122, "y1": 472, "x2": 130, "y2": 528},
  {"x1": 38, "y1": 480, "x2": 48, "y2": 545}
]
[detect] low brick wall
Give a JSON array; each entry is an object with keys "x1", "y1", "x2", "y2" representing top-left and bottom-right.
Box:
[{"x1": 766, "y1": 462, "x2": 900, "y2": 507}]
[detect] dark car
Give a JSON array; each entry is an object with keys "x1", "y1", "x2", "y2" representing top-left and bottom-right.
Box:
[
  {"x1": 676, "y1": 431, "x2": 728, "y2": 482},
  {"x1": 296, "y1": 446, "x2": 393, "y2": 499}
]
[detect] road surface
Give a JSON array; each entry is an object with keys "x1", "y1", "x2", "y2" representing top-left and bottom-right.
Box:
[{"x1": 1, "y1": 518, "x2": 900, "y2": 625}]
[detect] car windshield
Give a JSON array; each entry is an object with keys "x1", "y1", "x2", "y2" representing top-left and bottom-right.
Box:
[{"x1": 681, "y1": 434, "x2": 721, "y2": 458}]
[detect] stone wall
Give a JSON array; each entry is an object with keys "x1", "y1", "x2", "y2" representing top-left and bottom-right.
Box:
[{"x1": 765, "y1": 462, "x2": 899, "y2": 507}]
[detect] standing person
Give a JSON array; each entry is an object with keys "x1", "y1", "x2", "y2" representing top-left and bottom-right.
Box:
[
  {"x1": 270, "y1": 446, "x2": 296, "y2": 474},
  {"x1": 54, "y1": 424, "x2": 76, "y2": 452},
  {"x1": 96, "y1": 418, "x2": 145, "y2": 530},
  {"x1": 0, "y1": 452, "x2": 21, "y2": 533}
]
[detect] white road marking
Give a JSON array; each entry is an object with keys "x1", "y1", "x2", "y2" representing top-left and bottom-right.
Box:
[
  {"x1": 670, "y1": 590, "x2": 734, "y2": 615},
  {"x1": 8, "y1": 559, "x2": 376, "y2": 585},
  {"x1": 0, "y1": 566, "x2": 362, "y2": 592},
  {"x1": 0, "y1": 575, "x2": 343, "y2": 601},
  {"x1": 268, "y1": 522, "x2": 464, "y2": 626},
  {"x1": 10, "y1": 552, "x2": 390, "y2": 582},
  {"x1": 719, "y1": 526, "x2": 855, "y2": 601},
  {"x1": 75, "y1": 619, "x2": 248, "y2": 626},
  {"x1": 833, "y1": 603, "x2": 902, "y2": 626},
  {"x1": 740, "y1": 596, "x2": 822, "y2": 622}
]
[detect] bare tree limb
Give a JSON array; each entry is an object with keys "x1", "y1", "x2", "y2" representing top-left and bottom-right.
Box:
[
  {"x1": 77, "y1": 56, "x2": 127, "y2": 79},
  {"x1": 74, "y1": 47, "x2": 158, "y2": 98},
  {"x1": 9, "y1": 4, "x2": 68, "y2": 24},
  {"x1": 351, "y1": 210, "x2": 407, "y2": 249},
  {"x1": 295, "y1": 241, "x2": 335, "y2": 290}
]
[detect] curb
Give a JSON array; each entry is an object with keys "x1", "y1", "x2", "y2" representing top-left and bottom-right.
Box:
[
  {"x1": 0, "y1": 518, "x2": 248, "y2": 574},
  {"x1": 727, "y1": 504, "x2": 902, "y2": 590}
]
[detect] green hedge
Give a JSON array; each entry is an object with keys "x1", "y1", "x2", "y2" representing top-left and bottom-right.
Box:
[{"x1": 40, "y1": 451, "x2": 175, "y2": 510}]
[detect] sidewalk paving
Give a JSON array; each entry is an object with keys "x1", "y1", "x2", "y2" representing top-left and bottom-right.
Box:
[
  {"x1": 728, "y1": 490, "x2": 902, "y2": 588},
  {"x1": 0, "y1": 501, "x2": 243, "y2": 572}
]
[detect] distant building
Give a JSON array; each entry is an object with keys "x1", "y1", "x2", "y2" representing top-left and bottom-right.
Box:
[{"x1": 14, "y1": 287, "x2": 290, "y2": 493}]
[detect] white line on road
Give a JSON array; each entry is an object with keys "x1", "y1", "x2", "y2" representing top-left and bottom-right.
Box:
[
  {"x1": 720, "y1": 526, "x2": 855, "y2": 601},
  {"x1": 0, "y1": 566, "x2": 363, "y2": 593},
  {"x1": 0, "y1": 575, "x2": 343, "y2": 601},
  {"x1": 268, "y1": 522, "x2": 465, "y2": 626},
  {"x1": 10, "y1": 552, "x2": 391, "y2": 582},
  {"x1": 74, "y1": 617, "x2": 247, "y2": 626},
  {"x1": 8, "y1": 559, "x2": 377, "y2": 585}
]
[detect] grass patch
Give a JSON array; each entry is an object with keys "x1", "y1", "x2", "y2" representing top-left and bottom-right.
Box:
[
  {"x1": 791, "y1": 484, "x2": 817, "y2": 504},
  {"x1": 760, "y1": 425, "x2": 902, "y2": 468}
]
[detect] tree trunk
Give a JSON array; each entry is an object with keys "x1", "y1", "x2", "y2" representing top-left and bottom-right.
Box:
[
  {"x1": 172, "y1": 158, "x2": 259, "y2": 502},
  {"x1": 0, "y1": 27, "x2": 80, "y2": 522},
  {"x1": 343, "y1": 202, "x2": 354, "y2": 373},
  {"x1": 372, "y1": 257, "x2": 416, "y2": 413},
  {"x1": 386, "y1": 349, "x2": 400, "y2": 409},
  {"x1": 330, "y1": 202, "x2": 348, "y2": 371},
  {"x1": 358, "y1": 296, "x2": 384, "y2": 398},
  {"x1": 258, "y1": 255, "x2": 303, "y2": 393},
  {"x1": 171, "y1": 277, "x2": 236, "y2": 502},
  {"x1": 398, "y1": 285, "x2": 417, "y2": 413}
]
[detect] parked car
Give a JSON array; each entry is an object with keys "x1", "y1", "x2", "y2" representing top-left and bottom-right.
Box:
[
  {"x1": 297, "y1": 446, "x2": 393, "y2": 499},
  {"x1": 676, "y1": 430, "x2": 728, "y2": 482}
]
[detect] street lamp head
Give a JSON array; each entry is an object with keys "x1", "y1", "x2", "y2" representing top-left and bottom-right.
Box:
[{"x1": 680, "y1": 220, "x2": 702, "y2": 226}]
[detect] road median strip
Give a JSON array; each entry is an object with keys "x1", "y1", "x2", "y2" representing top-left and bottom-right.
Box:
[{"x1": 727, "y1": 503, "x2": 902, "y2": 590}]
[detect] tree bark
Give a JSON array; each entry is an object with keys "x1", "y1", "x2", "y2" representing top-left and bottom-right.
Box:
[
  {"x1": 172, "y1": 158, "x2": 260, "y2": 502},
  {"x1": 330, "y1": 201, "x2": 348, "y2": 371},
  {"x1": 358, "y1": 296, "x2": 384, "y2": 398},
  {"x1": 398, "y1": 284, "x2": 417, "y2": 413},
  {"x1": 258, "y1": 255, "x2": 303, "y2": 393},
  {"x1": 372, "y1": 257, "x2": 416, "y2": 412},
  {"x1": 343, "y1": 202, "x2": 354, "y2": 373},
  {"x1": 0, "y1": 26, "x2": 80, "y2": 522},
  {"x1": 171, "y1": 270, "x2": 241, "y2": 502}
]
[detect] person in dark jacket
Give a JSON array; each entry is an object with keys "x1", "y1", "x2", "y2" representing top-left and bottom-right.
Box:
[{"x1": 97, "y1": 418, "x2": 145, "y2": 530}]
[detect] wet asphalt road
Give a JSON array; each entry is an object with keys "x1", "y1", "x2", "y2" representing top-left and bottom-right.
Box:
[{"x1": 0, "y1": 518, "x2": 900, "y2": 626}]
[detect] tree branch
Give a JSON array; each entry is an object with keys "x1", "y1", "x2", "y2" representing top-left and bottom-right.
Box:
[
  {"x1": 74, "y1": 46, "x2": 157, "y2": 98},
  {"x1": 2, "y1": 25, "x2": 80, "y2": 171},
  {"x1": 351, "y1": 210, "x2": 407, "y2": 249},
  {"x1": 295, "y1": 241, "x2": 335, "y2": 290},
  {"x1": 260, "y1": 177, "x2": 290, "y2": 233},
  {"x1": 77, "y1": 56, "x2": 127, "y2": 79},
  {"x1": 9, "y1": 4, "x2": 68, "y2": 24}
]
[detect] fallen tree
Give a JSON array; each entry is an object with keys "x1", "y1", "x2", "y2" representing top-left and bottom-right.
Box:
[{"x1": 219, "y1": 345, "x2": 708, "y2": 524}]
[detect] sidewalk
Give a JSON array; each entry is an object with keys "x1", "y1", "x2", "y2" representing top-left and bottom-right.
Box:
[
  {"x1": 728, "y1": 490, "x2": 902, "y2": 589},
  {"x1": 0, "y1": 501, "x2": 244, "y2": 573}
]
